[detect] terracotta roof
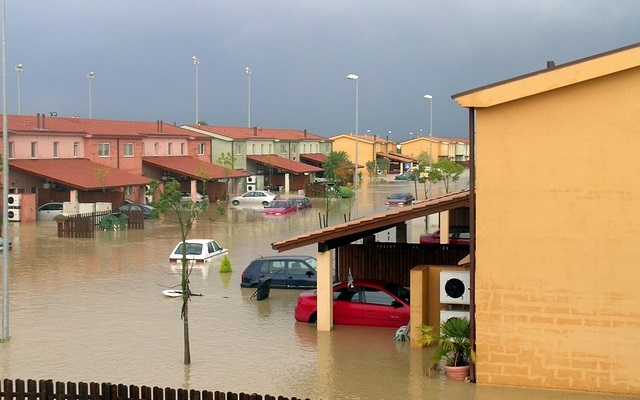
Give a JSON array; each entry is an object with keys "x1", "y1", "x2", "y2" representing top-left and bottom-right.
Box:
[
  {"x1": 247, "y1": 155, "x2": 324, "y2": 174},
  {"x1": 9, "y1": 159, "x2": 151, "y2": 190},
  {"x1": 6, "y1": 115, "x2": 207, "y2": 138},
  {"x1": 377, "y1": 152, "x2": 414, "y2": 163},
  {"x1": 184, "y1": 125, "x2": 329, "y2": 141},
  {"x1": 272, "y1": 190, "x2": 470, "y2": 252},
  {"x1": 142, "y1": 156, "x2": 250, "y2": 180},
  {"x1": 299, "y1": 153, "x2": 328, "y2": 164}
]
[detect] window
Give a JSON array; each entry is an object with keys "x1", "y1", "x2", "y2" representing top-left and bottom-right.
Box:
[
  {"x1": 168, "y1": 143, "x2": 173, "y2": 155},
  {"x1": 280, "y1": 144, "x2": 286, "y2": 154},
  {"x1": 31, "y1": 142, "x2": 37, "y2": 158},
  {"x1": 53, "y1": 142, "x2": 59, "y2": 158},
  {"x1": 8, "y1": 142, "x2": 14, "y2": 159},
  {"x1": 251, "y1": 144, "x2": 255, "y2": 154},
  {"x1": 180, "y1": 143, "x2": 185, "y2": 155},
  {"x1": 98, "y1": 143, "x2": 110, "y2": 157},
  {"x1": 154, "y1": 142, "x2": 159, "y2": 156},
  {"x1": 363, "y1": 287, "x2": 396, "y2": 306},
  {"x1": 124, "y1": 186, "x2": 135, "y2": 195},
  {"x1": 73, "y1": 142, "x2": 79, "y2": 158},
  {"x1": 235, "y1": 143, "x2": 243, "y2": 156},
  {"x1": 123, "y1": 143, "x2": 134, "y2": 157},
  {"x1": 260, "y1": 144, "x2": 264, "y2": 154},
  {"x1": 197, "y1": 143, "x2": 205, "y2": 155},
  {"x1": 141, "y1": 142, "x2": 145, "y2": 156}
]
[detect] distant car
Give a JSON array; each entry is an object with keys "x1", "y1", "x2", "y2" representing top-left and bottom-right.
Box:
[
  {"x1": 385, "y1": 192, "x2": 415, "y2": 206},
  {"x1": 117, "y1": 203, "x2": 155, "y2": 219},
  {"x1": 169, "y1": 239, "x2": 228, "y2": 262},
  {"x1": 419, "y1": 226, "x2": 470, "y2": 245},
  {"x1": 262, "y1": 199, "x2": 297, "y2": 215},
  {"x1": 294, "y1": 279, "x2": 411, "y2": 328},
  {"x1": 291, "y1": 197, "x2": 312, "y2": 210},
  {"x1": 230, "y1": 190, "x2": 277, "y2": 206},
  {"x1": 240, "y1": 255, "x2": 317, "y2": 289},
  {"x1": 180, "y1": 191, "x2": 204, "y2": 202},
  {"x1": 36, "y1": 202, "x2": 64, "y2": 220}
]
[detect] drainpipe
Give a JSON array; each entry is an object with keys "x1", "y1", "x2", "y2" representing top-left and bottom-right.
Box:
[{"x1": 469, "y1": 107, "x2": 477, "y2": 383}]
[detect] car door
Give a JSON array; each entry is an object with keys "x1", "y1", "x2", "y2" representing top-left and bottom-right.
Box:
[
  {"x1": 261, "y1": 259, "x2": 288, "y2": 287},
  {"x1": 332, "y1": 286, "x2": 364, "y2": 325},
  {"x1": 285, "y1": 260, "x2": 316, "y2": 288},
  {"x1": 360, "y1": 286, "x2": 410, "y2": 327}
]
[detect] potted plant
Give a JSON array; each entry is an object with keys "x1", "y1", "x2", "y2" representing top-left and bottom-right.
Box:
[
  {"x1": 418, "y1": 316, "x2": 474, "y2": 381},
  {"x1": 53, "y1": 214, "x2": 68, "y2": 223}
]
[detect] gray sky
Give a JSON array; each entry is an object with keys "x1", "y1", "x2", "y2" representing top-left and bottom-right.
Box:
[{"x1": 6, "y1": 1, "x2": 639, "y2": 141}]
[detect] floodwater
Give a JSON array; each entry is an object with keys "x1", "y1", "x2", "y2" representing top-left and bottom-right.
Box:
[{"x1": 0, "y1": 174, "x2": 630, "y2": 399}]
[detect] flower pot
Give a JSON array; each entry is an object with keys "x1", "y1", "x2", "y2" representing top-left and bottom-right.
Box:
[{"x1": 444, "y1": 365, "x2": 470, "y2": 381}]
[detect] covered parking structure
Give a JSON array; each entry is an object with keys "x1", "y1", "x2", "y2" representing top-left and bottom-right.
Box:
[{"x1": 271, "y1": 189, "x2": 471, "y2": 333}]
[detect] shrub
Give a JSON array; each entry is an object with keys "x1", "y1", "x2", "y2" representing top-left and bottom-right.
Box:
[{"x1": 219, "y1": 254, "x2": 232, "y2": 273}]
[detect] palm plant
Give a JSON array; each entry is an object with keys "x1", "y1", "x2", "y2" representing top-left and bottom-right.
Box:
[{"x1": 418, "y1": 316, "x2": 474, "y2": 367}]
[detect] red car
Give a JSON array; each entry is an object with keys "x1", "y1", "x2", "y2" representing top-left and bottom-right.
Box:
[
  {"x1": 294, "y1": 279, "x2": 410, "y2": 328},
  {"x1": 419, "y1": 226, "x2": 470, "y2": 245},
  {"x1": 262, "y1": 199, "x2": 297, "y2": 215}
]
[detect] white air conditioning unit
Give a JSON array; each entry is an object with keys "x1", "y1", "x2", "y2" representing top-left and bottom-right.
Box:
[
  {"x1": 247, "y1": 184, "x2": 256, "y2": 191},
  {"x1": 247, "y1": 175, "x2": 257, "y2": 184},
  {"x1": 63, "y1": 202, "x2": 79, "y2": 216},
  {"x1": 78, "y1": 203, "x2": 96, "y2": 214},
  {"x1": 440, "y1": 309, "x2": 470, "y2": 325},
  {"x1": 95, "y1": 202, "x2": 112, "y2": 213},
  {"x1": 7, "y1": 208, "x2": 21, "y2": 222},
  {"x1": 440, "y1": 270, "x2": 470, "y2": 305},
  {"x1": 7, "y1": 193, "x2": 22, "y2": 207}
]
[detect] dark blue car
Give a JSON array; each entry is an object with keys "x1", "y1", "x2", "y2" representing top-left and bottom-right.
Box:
[{"x1": 240, "y1": 255, "x2": 317, "y2": 289}]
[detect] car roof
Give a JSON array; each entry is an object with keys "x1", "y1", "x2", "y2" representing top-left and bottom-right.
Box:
[
  {"x1": 177, "y1": 239, "x2": 218, "y2": 245},
  {"x1": 252, "y1": 255, "x2": 315, "y2": 261}
]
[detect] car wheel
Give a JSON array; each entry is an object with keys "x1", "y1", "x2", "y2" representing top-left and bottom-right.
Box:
[
  {"x1": 232, "y1": 200, "x2": 240, "y2": 206},
  {"x1": 309, "y1": 312, "x2": 317, "y2": 324},
  {"x1": 262, "y1": 201, "x2": 269, "y2": 206}
]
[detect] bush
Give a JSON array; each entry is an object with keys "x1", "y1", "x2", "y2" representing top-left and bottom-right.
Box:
[{"x1": 219, "y1": 254, "x2": 232, "y2": 273}]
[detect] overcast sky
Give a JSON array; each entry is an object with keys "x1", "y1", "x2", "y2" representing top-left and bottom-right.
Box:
[{"x1": 6, "y1": 1, "x2": 639, "y2": 141}]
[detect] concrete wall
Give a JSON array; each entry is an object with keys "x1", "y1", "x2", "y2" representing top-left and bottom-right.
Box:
[{"x1": 473, "y1": 65, "x2": 640, "y2": 393}]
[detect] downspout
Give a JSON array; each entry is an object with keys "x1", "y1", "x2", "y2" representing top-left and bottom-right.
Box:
[{"x1": 468, "y1": 107, "x2": 477, "y2": 383}]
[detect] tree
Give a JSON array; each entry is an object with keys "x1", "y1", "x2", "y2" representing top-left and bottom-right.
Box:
[
  {"x1": 195, "y1": 163, "x2": 212, "y2": 199},
  {"x1": 429, "y1": 159, "x2": 465, "y2": 194},
  {"x1": 323, "y1": 151, "x2": 352, "y2": 184},
  {"x1": 94, "y1": 168, "x2": 110, "y2": 193},
  {"x1": 365, "y1": 158, "x2": 389, "y2": 179},
  {"x1": 147, "y1": 178, "x2": 209, "y2": 365},
  {"x1": 216, "y1": 152, "x2": 235, "y2": 198}
]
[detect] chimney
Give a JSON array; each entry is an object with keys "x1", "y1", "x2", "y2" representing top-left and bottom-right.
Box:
[
  {"x1": 253, "y1": 127, "x2": 257, "y2": 136},
  {"x1": 36, "y1": 113, "x2": 40, "y2": 129},
  {"x1": 160, "y1": 120, "x2": 163, "y2": 132},
  {"x1": 304, "y1": 129, "x2": 307, "y2": 138},
  {"x1": 546, "y1": 60, "x2": 555, "y2": 69},
  {"x1": 42, "y1": 113, "x2": 45, "y2": 130}
]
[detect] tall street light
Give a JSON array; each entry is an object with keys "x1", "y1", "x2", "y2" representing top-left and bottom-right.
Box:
[
  {"x1": 193, "y1": 56, "x2": 200, "y2": 124},
  {"x1": 424, "y1": 94, "x2": 433, "y2": 197},
  {"x1": 245, "y1": 67, "x2": 252, "y2": 127},
  {"x1": 347, "y1": 73, "x2": 359, "y2": 218},
  {"x1": 87, "y1": 71, "x2": 94, "y2": 119},
  {"x1": 15, "y1": 64, "x2": 22, "y2": 115}
]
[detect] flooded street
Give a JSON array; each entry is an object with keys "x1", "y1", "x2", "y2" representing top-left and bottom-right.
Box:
[{"x1": 0, "y1": 175, "x2": 628, "y2": 399}]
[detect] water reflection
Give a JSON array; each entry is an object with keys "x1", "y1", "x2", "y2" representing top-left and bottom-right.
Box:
[{"x1": 1, "y1": 174, "x2": 627, "y2": 399}]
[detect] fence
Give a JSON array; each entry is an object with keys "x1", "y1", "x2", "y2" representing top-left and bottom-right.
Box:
[
  {"x1": 0, "y1": 379, "x2": 312, "y2": 400},
  {"x1": 57, "y1": 210, "x2": 145, "y2": 238}
]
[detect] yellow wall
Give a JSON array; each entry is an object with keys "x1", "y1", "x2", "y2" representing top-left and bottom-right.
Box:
[
  {"x1": 473, "y1": 66, "x2": 640, "y2": 394},
  {"x1": 330, "y1": 135, "x2": 376, "y2": 167},
  {"x1": 400, "y1": 137, "x2": 438, "y2": 162}
]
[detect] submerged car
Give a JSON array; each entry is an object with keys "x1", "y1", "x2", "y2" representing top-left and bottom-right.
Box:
[
  {"x1": 419, "y1": 226, "x2": 470, "y2": 245},
  {"x1": 294, "y1": 279, "x2": 411, "y2": 328},
  {"x1": 240, "y1": 255, "x2": 317, "y2": 289},
  {"x1": 169, "y1": 239, "x2": 228, "y2": 262},
  {"x1": 262, "y1": 200, "x2": 297, "y2": 215},
  {"x1": 117, "y1": 203, "x2": 155, "y2": 219},
  {"x1": 291, "y1": 197, "x2": 312, "y2": 210},
  {"x1": 385, "y1": 192, "x2": 415, "y2": 206},
  {"x1": 230, "y1": 190, "x2": 277, "y2": 206},
  {"x1": 180, "y1": 191, "x2": 204, "y2": 202},
  {"x1": 36, "y1": 202, "x2": 64, "y2": 220}
]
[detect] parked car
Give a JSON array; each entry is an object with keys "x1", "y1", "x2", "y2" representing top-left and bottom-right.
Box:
[
  {"x1": 117, "y1": 203, "x2": 155, "y2": 219},
  {"x1": 291, "y1": 197, "x2": 312, "y2": 210},
  {"x1": 36, "y1": 202, "x2": 64, "y2": 220},
  {"x1": 240, "y1": 255, "x2": 317, "y2": 289},
  {"x1": 180, "y1": 191, "x2": 204, "y2": 202},
  {"x1": 385, "y1": 192, "x2": 415, "y2": 207},
  {"x1": 229, "y1": 190, "x2": 277, "y2": 206},
  {"x1": 419, "y1": 226, "x2": 470, "y2": 245},
  {"x1": 262, "y1": 199, "x2": 297, "y2": 215},
  {"x1": 294, "y1": 279, "x2": 411, "y2": 328},
  {"x1": 169, "y1": 239, "x2": 228, "y2": 262}
]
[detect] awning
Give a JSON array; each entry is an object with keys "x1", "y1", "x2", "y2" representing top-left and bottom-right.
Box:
[
  {"x1": 299, "y1": 153, "x2": 327, "y2": 166},
  {"x1": 10, "y1": 159, "x2": 151, "y2": 190},
  {"x1": 247, "y1": 155, "x2": 324, "y2": 174},
  {"x1": 377, "y1": 152, "x2": 415, "y2": 163},
  {"x1": 272, "y1": 190, "x2": 470, "y2": 251},
  {"x1": 143, "y1": 156, "x2": 250, "y2": 180}
]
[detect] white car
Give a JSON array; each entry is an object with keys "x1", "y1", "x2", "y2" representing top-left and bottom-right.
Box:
[
  {"x1": 36, "y1": 202, "x2": 64, "y2": 220},
  {"x1": 169, "y1": 239, "x2": 228, "y2": 263},
  {"x1": 229, "y1": 190, "x2": 277, "y2": 206},
  {"x1": 180, "y1": 191, "x2": 204, "y2": 202}
]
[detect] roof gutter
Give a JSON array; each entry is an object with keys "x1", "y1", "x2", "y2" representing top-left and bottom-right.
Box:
[{"x1": 468, "y1": 106, "x2": 477, "y2": 383}]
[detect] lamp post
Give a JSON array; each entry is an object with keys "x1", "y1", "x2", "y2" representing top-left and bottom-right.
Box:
[
  {"x1": 87, "y1": 71, "x2": 94, "y2": 119},
  {"x1": 347, "y1": 73, "x2": 359, "y2": 218},
  {"x1": 424, "y1": 94, "x2": 433, "y2": 197},
  {"x1": 245, "y1": 67, "x2": 251, "y2": 127},
  {"x1": 193, "y1": 56, "x2": 200, "y2": 124},
  {"x1": 15, "y1": 64, "x2": 22, "y2": 115}
]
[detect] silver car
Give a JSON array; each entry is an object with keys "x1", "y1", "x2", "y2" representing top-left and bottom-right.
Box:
[{"x1": 229, "y1": 190, "x2": 277, "y2": 206}]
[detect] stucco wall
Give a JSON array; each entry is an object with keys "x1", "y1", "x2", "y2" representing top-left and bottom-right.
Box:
[{"x1": 474, "y1": 66, "x2": 640, "y2": 393}]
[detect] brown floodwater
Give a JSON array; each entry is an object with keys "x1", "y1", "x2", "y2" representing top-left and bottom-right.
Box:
[{"x1": 0, "y1": 175, "x2": 631, "y2": 399}]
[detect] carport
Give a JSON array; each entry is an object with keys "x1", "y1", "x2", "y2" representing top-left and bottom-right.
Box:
[{"x1": 271, "y1": 189, "x2": 470, "y2": 333}]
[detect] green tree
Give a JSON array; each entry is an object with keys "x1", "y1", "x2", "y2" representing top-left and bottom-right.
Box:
[
  {"x1": 195, "y1": 163, "x2": 211, "y2": 200},
  {"x1": 323, "y1": 151, "x2": 352, "y2": 184},
  {"x1": 147, "y1": 178, "x2": 209, "y2": 365},
  {"x1": 216, "y1": 152, "x2": 235, "y2": 198},
  {"x1": 429, "y1": 159, "x2": 465, "y2": 194}
]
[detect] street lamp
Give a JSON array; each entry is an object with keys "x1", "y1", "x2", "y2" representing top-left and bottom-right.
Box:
[
  {"x1": 347, "y1": 73, "x2": 359, "y2": 218},
  {"x1": 193, "y1": 56, "x2": 200, "y2": 124},
  {"x1": 245, "y1": 67, "x2": 252, "y2": 127},
  {"x1": 87, "y1": 71, "x2": 94, "y2": 119},
  {"x1": 424, "y1": 94, "x2": 433, "y2": 197},
  {"x1": 15, "y1": 64, "x2": 22, "y2": 115}
]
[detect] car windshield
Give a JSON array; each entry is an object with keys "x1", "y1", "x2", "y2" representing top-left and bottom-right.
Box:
[
  {"x1": 385, "y1": 282, "x2": 410, "y2": 304},
  {"x1": 302, "y1": 257, "x2": 317, "y2": 271},
  {"x1": 389, "y1": 193, "x2": 407, "y2": 199},
  {"x1": 266, "y1": 201, "x2": 286, "y2": 208},
  {"x1": 174, "y1": 243, "x2": 203, "y2": 256}
]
